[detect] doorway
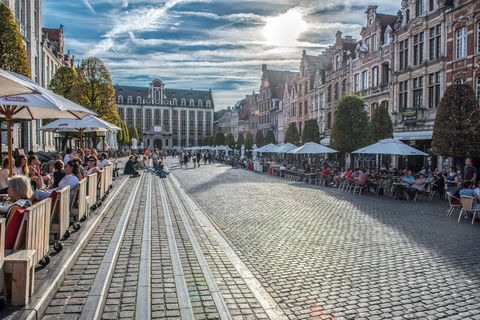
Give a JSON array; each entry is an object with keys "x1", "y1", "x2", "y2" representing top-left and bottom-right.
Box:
[{"x1": 154, "y1": 139, "x2": 162, "y2": 150}]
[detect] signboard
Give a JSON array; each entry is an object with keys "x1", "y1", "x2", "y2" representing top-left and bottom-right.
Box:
[
  {"x1": 153, "y1": 126, "x2": 162, "y2": 134},
  {"x1": 402, "y1": 109, "x2": 417, "y2": 121}
]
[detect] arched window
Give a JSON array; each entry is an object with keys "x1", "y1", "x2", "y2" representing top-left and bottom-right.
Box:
[
  {"x1": 117, "y1": 95, "x2": 123, "y2": 104},
  {"x1": 198, "y1": 99, "x2": 203, "y2": 107},
  {"x1": 173, "y1": 98, "x2": 177, "y2": 106},
  {"x1": 137, "y1": 96, "x2": 142, "y2": 104},
  {"x1": 127, "y1": 96, "x2": 132, "y2": 104},
  {"x1": 189, "y1": 99, "x2": 194, "y2": 107},
  {"x1": 335, "y1": 55, "x2": 340, "y2": 70},
  {"x1": 181, "y1": 99, "x2": 186, "y2": 106},
  {"x1": 206, "y1": 100, "x2": 211, "y2": 108}
]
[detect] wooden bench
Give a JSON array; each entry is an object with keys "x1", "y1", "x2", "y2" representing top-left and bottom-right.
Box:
[
  {"x1": 49, "y1": 186, "x2": 70, "y2": 248},
  {"x1": 86, "y1": 173, "x2": 98, "y2": 210},
  {"x1": 8, "y1": 198, "x2": 51, "y2": 267},
  {"x1": 71, "y1": 178, "x2": 88, "y2": 223},
  {"x1": 97, "y1": 169, "x2": 106, "y2": 202},
  {"x1": 4, "y1": 249, "x2": 35, "y2": 306}
]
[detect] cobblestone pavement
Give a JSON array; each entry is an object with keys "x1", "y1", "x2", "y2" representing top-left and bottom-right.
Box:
[{"x1": 166, "y1": 159, "x2": 480, "y2": 320}]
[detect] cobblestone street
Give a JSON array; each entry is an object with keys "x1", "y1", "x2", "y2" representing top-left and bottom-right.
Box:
[{"x1": 166, "y1": 159, "x2": 480, "y2": 319}]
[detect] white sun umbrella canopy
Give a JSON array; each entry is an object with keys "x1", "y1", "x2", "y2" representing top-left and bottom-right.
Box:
[
  {"x1": 214, "y1": 145, "x2": 232, "y2": 151},
  {"x1": 0, "y1": 69, "x2": 38, "y2": 97},
  {"x1": 202, "y1": 146, "x2": 213, "y2": 150},
  {"x1": 39, "y1": 115, "x2": 120, "y2": 133},
  {"x1": 352, "y1": 138, "x2": 428, "y2": 156},
  {"x1": 275, "y1": 143, "x2": 297, "y2": 153},
  {"x1": 253, "y1": 143, "x2": 276, "y2": 153},
  {"x1": 288, "y1": 142, "x2": 337, "y2": 154}
]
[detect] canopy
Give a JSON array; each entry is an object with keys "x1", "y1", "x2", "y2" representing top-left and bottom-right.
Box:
[
  {"x1": 202, "y1": 146, "x2": 213, "y2": 150},
  {"x1": 288, "y1": 142, "x2": 337, "y2": 154},
  {"x1": 352, "y1": 138, "x2": 428, "y2": 156},
  {"x1": 39, "y1": 115, "x2": 120, "y2": 133},
  {"x1": 0, "y1": 69, "x2": 38, "y2": 97},
  {"x1": 274, "y1": 143, "x2": 297, "y2": 153},
  {"x1": 214, "y1": 145, "x2": 231, "y2": 151},
  {"x1": 253, "y1": 143, "x2": 276, "y2": 153}
]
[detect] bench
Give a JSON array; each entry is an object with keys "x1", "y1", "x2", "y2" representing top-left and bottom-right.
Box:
[
  {"x1": 4, "y1": 249, "x2": 35, "y2": 306},
  {"x1": 49, "y1": 186, "x2": 70, "y2": 249},
  {"x1": 86, "y1": 173, "x2": 98, "y2": 210},
  {"x1": 71, "y1": 178, "x2": 88, "y2": 223},
  {"x1": 97, "y1": 170, "x2": 106, "y2": 202}
]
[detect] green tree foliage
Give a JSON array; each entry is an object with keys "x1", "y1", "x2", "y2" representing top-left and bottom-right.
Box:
[
  {"x1": 331, "y1": 95, "x2": 370, "y2": 153},
  {"x1": 48, "y1": 66, "x2": 78, "y2": 99},
  {"x1": 207, "y1": 136, "x2": 214, "y2": 146},
  {"x1": 213, "y1": 131, "x2": 225, "y2": 146},
  {"x1": 284, "y1": 122, "x2": 300, "y2": 145},
  {"x1": 432, "y1": 84, "x2": 480, "y2": 158},
  {"x1": 368, "y1": 104, "x2": 393, "y2": 142},
  {"x1": 245, "y1": 132, "x2": 254, "y2": 150},
  {"x1": 0, "y1": 3, "x2": 30, "y2": 77},
  {"x1": 71, "y1": 57, "x2": 120, "y2": 125},
  {"x1": 301, "y1": 119, "x2": 321, "y2": 143},
  {"x1": 237, "y1": 133, "x2": 245, "y2": 149},
  {"x1": 265, "y1": 130, "x2": 276, "y2": 145},
  {"x1": 128, "y1": 126, "x2": 139, "y2": 144},
  {"x1": 117, "y1": 119, "x2": 129, "y2": 145},
  {"x1": 225, "y1": 132, "x2": 235, "y2": 149},
  {"x1": 255, "y1": 129, "x2": 264, "y2": 147},
  {"x1": 202, "y1": 136, "x2": 210, "y2": 146}
]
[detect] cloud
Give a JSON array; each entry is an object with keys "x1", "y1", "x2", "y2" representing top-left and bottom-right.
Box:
[{"x1": 82, "y1": 0, "x2": 96, "y2": 14}]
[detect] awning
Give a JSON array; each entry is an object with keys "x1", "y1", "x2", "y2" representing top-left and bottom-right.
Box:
[
  {"x1": 320, "y1": 137, "x2": 330, "y2": 146},
  {"x1": 393, "y1": 130, "x2": 432, "y2": 141}
]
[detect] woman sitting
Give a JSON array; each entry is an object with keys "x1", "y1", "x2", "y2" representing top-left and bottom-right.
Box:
[
  {"x1": 0, "y1": 157, "x2": 12, "y2": 194},
  {"x1": 0, "y1": 176, "x2": 32, "y2": 223},
  {"x1": 14, "y1": 155, "x2": 28, "y2": 176},
  {"x1": 85, "y1": 156, "x2": 101, "y2": 175},
  {"x1": 33, "y1": 160, "x2": 80, "y2": 202},
  {"x1": 52, "y1": 160, "x2": 66, "y2": 188}
]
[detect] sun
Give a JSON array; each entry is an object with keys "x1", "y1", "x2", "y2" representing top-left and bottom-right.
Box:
[{"x1": 263, "y1": 8, "x2": 307, "y2": 47}]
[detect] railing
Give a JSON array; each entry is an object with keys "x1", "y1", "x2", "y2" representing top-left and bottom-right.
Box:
[
  {"x1": 71, "y1": 178, "x2": 88, "y2": 222},
  {"x1": 50, "y1": 186, "x2": 70, "y2": 241},
  {"x1": 87, "y1": 173, "x2": 98, "y2": 209}
]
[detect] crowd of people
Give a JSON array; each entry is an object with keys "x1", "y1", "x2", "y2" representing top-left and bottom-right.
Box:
[{"x1": 0, "y1": 148, "x2": 115, "y2": 228}]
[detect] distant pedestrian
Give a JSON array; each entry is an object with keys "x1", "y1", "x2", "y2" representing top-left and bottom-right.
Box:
[
  {"x1": 183, "y1": 153, "x2": 189, "y2": 168},
  {"x1": 196, "y1": 151, "x2": 201, "y2": 167}
]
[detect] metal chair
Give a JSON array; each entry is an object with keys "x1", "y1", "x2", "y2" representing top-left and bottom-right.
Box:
[
  {"x1": 459, "y1": 195, "x2": 480, "y2": 224},
  {"x1": 446, "y1": 192, "x2": 461, "y2": 216}
]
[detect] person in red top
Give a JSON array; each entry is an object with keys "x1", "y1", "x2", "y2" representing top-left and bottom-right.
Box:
[
  {"x1": 345, "y1": 169, "x2": 354, "y2": 184},
  {"x1": 321, "y1": 167, "x2": 330, "y2": 178}
]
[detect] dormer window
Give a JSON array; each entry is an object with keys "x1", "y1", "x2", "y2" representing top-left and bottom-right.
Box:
[
  {"x1": 181, "y1": 99, "x2": 186, "y2": 106},
  {"x1": 173, "y1": 98, "x2": 177, "y2": 106},
  {"x1": 189, "y1": 99, "x2": 194, "y2": 107},
  {"x1": 117, "y1": 95, "x2": 123, "y2": 104},
  {"x1": 127, "y1": 96, "x2": 132, "y2": 104},
  {"x1": 137, "y1": 96, "x2": 142, "y2": 104},
  {"x1": 198, "y1": 99, "x2": 203, "y2": 107},
  {"x1": 206, "y1": 100, "x2": 211, "y2": 108}
]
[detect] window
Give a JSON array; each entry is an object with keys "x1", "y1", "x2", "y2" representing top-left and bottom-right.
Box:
[
  {"x1": 118, "y1": 107, "x2": 125, "y2": 119},
  {"x1": 334, "y1": 82, "x2": 339, "y2": 100},
  {"x1": 206, "y1": 100, "x2": 211, "y2": 108},
  {"x1": 429, "y1": 0, "x2": 434, "y2": 11},
  {"x1": 299, "y1": 84, "x2": 302, "y2": 97},
  {"x1": 416, "y1": 0, "x2": 423, "y2": 16},
  {"x1": 163, "y1": 109, "x2": 169, "y2": 132},
  {"x1": 477, "y1": 76, "x2": 480, "y2": 107},
  {"x1": 406, "y1": 9, "x2": 410, "y2": 24},
  {"x1": 384, "y1": 31, "x2": 390, "y2": 44},
  {"x1": 372, "y1": 34, "x2": 377, "y2": 51},
  {"x1": 478, "y1": 22, "x2": 480, "y2": 53},
  {"x1": 198, "y1": 99, "x2": 203, "y2": 107},
  {"x1": 327, "y1": 85, "x2": 332, "y2": 103},
  {"x1": 320, "y1": 93, "x2": 325, "y2": 109},
  {"x1": 181, "y1": 99, "x2": 186, "y2": 106},
  {"x1": 335, "y1": 55, "x2": 340, "y2": 70},
  {"x1": 372, "y1": 66, "x2": 379, "y2": 87},
  {"x1": 304, "y1": 101, "x2": 308, "y2": 114},
  {"x1": 413, "y1": 32, "x2": 424, "y2": 65},
  {"x1": 136, "y1": 108, "x2": 142, "y2": 134},
  {"x1": 342, "y1": 79, "x2": 347, "y2": 94},
  {"x1": 399, "y1": 81, "x2": 408, "y2": 110},
  {"x1": 304, "y1": 81, "x2": 308, "y2": 95},
  {"x1": 365, "y1": 38, "x2": 370, "y2": 52},
  {"x1": 456, "y1": 78, "x2": 466, "y2": 84},
  {"x1": 456, "y1": 27, "x2": 467, "y2": 59},
  {"x1": 145, "y1": 109, "x2": 152, "y2": 131},
  {"x1": 429, "y1": 25, "x2": 442, "y2": 60},
  {"x1": 354, "y1": 73, "x2": 360, "y2": 92},
  {"x1": 299, "y1": 102, "x2": 303, "y2": 115},
  {"x1": 189, "y1": 99, "x2": 194, "y2": 107},
  {"x1": 399, "y1": 39, "x2": 409, "y2": 70},
  {"x1": 362, "y1": 70, "x2": 369, "y2": 90},
  {"x1": 428, "y1": 72, "x2": 441, "y2": 108},
  {"x1": 118, "y1": 96, "x2": 123, "y2": 104},
  {"x1": 382, "y1": 63, "x2": 389, "y2": 85},
  {"x1": 413, "y1": 76, "x2": 424, "y2": 108},
  {"x1": 137, "y1": 96, "x2": 142, "y2": 104},
  {"x1": 127, "y1": 96, "x2": 132, "y2": 104},
  {"x1": 154, "y1": 109, "x2": 161, "y2": 126}
]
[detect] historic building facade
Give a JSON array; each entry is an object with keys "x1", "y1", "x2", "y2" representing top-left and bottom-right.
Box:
[{"x1": 115, "y1": 80, "x2": 214, "y2": 150}]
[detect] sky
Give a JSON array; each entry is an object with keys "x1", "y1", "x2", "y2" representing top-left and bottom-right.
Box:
[{"x1": 42, "y1": 0, "x2": 399, "y2": 110}]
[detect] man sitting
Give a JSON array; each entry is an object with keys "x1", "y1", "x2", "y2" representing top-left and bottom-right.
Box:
[
  {"x1": 459, "y1": 181, "x2": 480, "y2": 208},
  {"x1": 124, "y1": 156, "x2": 140, "y2": 177}
]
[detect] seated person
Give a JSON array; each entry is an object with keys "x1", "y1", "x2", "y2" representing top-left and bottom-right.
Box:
[
  {"x1": 345, "y1": 169, "x2": 354, "y2": 185},
  {"x1": 0, "y1": 157, "x2": 11, "y2": 194},
  {"x1": 14, "y1": 155, "x2": 28, "y2": 176},
  {"x1": 124, "y1": 156, "x2": 140, "y2": 176},
  {"x1": 48, "y1": 154, "x2": 63, "y2": 173},
  {"x1": 33, "y1": 160, "x2": 80, "y2": 202},
  {"x1": 97, "y1": 152, "x2": 111, "y2": 169},
  {"x1": 403, "y1": 170, "x2": 417, "y2": 200},
  {"x1": 358, "y1": 169, "x2": 368, "y2": 186},
  {"x1": 154, "y1": 161, "x2": 170, "y2": 176},
  {"x1": 0, "y1": 175, "x2": 32, "y2": 223},
  {"x1": 28, "y1": 154, "x2": 51, "y2": 190},
  {"x1": 459, "y1": 181, "x2": 480, "y2": 208},
  {"x1": 52, "y1": 160, "x2": 66, "y2": 188},
  {"x1": 85, "y1": 156, "x2": 101, "y2": 175}
]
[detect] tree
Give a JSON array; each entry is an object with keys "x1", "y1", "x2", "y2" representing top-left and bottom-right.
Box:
[
  {"x1": 331, "y1": 95, "x2": 370, "y2": 153},
  {"x1": 207, "y1": 136, "x2": 214, "y2": 146},
  {"x1": 237, "y1": 133, "x2": 245, "y2": 149},
  {"x1": 285, "y1": 123, "x2": 300, "y2": 145},
  {"x1": 255, "y1": 129, "x2": 264, "y2": 146},
  {"x1": 0, "y1": 2, "x2": 30, "y2": 77},
  {"x1": 117, "y1": 119, "x2": 130, "y2": 146},
  {"x1": 265, "y1": 130, "x2": 276, "y2": 145},
  {"x1": 368, "y1": 104, "x2": 393, "y2": 142},
  {"x1": 225, "y1": 133, "x2": 235, "y2": 149},
  {"x1": 245, "y1": 132, "x2": 254, "y2": 150},
  {"x1": 71, "y1": 57, "x2": 120, "y2": 126},
  {"x1": 48, "y1": 66, "x2": 78, "y2": 99},
  {"x1": 213, "y1": 131, "x2": 225, "y2": 145},
  {"x1": 128, "y1": 126, "x2": 139, "y2": 144},
  {"x1": 301, "y1": 119, "x2": 320, "y2": 143},
  {"x1": 202, "y1": 136, "x2": 210, "y2": 146},
  {"x1": 432, "y1": 84, "x2": 480, "y2": 158}
]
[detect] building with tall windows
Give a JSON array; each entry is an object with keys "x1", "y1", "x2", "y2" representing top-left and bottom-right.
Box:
[{"x1": 115, "y1": 80, "x2": 214, "y2": 150}]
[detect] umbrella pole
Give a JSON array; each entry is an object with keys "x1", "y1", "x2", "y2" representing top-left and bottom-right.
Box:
[{"x1": 6, "y1": 116, "x2": 12, "y2": 177}]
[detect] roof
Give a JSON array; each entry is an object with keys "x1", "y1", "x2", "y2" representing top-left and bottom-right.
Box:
[
  {"x1": 214, "y1": 109, "x2": 228, "y2": 121},
  {"x1": 261, "y1": 66, "x2": 298, "y2": 99},
  {"x1": 376, "y1": 13, "x2": 397, "y2": 27}
]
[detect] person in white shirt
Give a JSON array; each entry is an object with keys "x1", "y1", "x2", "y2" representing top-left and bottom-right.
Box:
[
  {"x1": 0, "y1": 157, "x2": 11, "y2": 193},
  {"x1": 0, "y1": 176, "x2": 32, "y2": 223},
  {"x1": 33, "y1": 160, "x2": 80, "y2": 202},
  {"x1": 97, "y1": 153, "x2": 111, "y2": 169},
  {"x1": 63, "y1": 148, "x2": 74, "y2": 164},
  {"x1": 85, "y1": 156, "x2": 101, "y2": 175},
  {"x1": 14, "y1": 155, "x2": 28, "y2": 176}
]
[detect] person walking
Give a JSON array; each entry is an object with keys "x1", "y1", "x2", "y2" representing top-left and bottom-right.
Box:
[
  {"x1": 183, "y1": 152, "x2": 189, "y2": 168},
  {"x1": 196, "y1": 151, "x2": 201, "y2": 167}
]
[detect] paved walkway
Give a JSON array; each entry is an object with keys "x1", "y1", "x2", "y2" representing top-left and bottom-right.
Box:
[{"x1": 166, "y1": 159, "x2": 480, "y2": 320}]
